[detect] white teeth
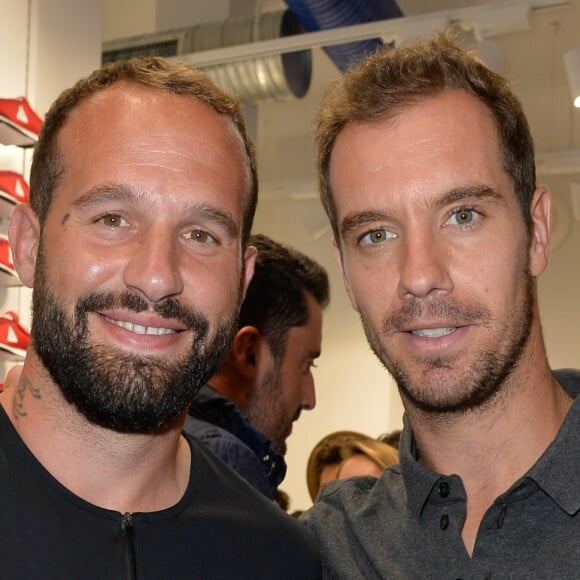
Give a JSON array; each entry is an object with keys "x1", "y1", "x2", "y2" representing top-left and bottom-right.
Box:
[
  {"x1": 106, "y1": 317, "x2": 176, "y2": 336},
  {"x1": 412, "y1": 327, "x2": 455, "y2": 338}
]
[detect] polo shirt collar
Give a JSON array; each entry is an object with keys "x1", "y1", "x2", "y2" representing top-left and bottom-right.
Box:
[
  {"x1": 399, "y1": 369, "x2": 580, "y2": 520},
  {"x1": 399, "y1": 415, "x2": 442, "y2": 521},
  {"x1": 525, "y1": 369, "x2": 580, "y2": 515}
]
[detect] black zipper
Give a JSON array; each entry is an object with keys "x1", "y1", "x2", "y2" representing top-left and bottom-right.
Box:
[{"x1": 122, "y1": 512, "x2": 137, "y2": 580}]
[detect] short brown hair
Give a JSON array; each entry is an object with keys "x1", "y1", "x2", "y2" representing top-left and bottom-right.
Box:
[
  {"x1": 30, "y1": 56, "x2": 258, "y2": 246},
  {"x1": 316, "y1": 32, "x2": 536, "y2": 241},
  {"x1": 241, "y1": 234, "x2": 330, "y2": 360}
]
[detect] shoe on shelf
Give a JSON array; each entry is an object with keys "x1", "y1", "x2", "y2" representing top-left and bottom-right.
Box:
[
  {"x1": 0, "y1": 171, "x2": 30, "y2": 219},
  {"x1": 0, "y1": 97, "x2": 43, "y2": 147},
  {"x1": 0, "y1": 234, "x2": 21, "y2": 286},
  {"x1": 0, "y1": 311, "x2": 29, "y2": 360}
]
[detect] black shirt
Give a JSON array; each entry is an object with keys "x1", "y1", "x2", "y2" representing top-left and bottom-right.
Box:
[{"x1": 0, "y1": 406, "x2": 320, "y2": 579}]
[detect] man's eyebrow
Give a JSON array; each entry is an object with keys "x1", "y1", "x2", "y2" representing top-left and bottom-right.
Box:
[
  {"x1": 71, "y1": 183, "x2": 141, "y2": 209},
  {"x1": 70, "y1": 183, "x2": 239, "y2": 238},
  {"x1": 431, "y1": 185, "x2": 506, "y2": 210},
  {"x1": 189, "y1": 206, "x2": 239, "y2": 238},
  {"x1": 340, "y1": 210, "x2": 390, "y2": 239}
]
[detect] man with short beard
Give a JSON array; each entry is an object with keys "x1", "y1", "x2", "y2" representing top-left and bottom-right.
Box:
[
  {"x1": 0, "y1": 57, "x2": 320, "y2": 579},
  {"x1": 185, "y1": 234, "x2": 329, "y2": 501},
  {"x1": 301, "y1": 34, "x2": 580, "y2": 578}
]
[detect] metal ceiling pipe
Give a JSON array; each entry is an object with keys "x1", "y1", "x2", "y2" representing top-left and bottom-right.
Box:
[
  {"x1": 102, "y1": 10, "x2": 311, "y2": 105},
  {"x1": 195, "y1": 10, "x2": 311, "y2": 103},
  {"x1": 282, "y1": 0, "x2": 403, "y2": 72}
]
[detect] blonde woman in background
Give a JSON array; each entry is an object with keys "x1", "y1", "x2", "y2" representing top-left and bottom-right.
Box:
[{"x1": 306, "y1": 431, "x2": 398, "y2": 502}]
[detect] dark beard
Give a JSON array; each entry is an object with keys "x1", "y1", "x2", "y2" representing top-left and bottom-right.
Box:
[
  {"x1": 31, "y1": 263, "x2": 240, "y2": 433},
  {"x1": 363, "y1": 273, "x2": 534, "y2": 415},
  {"x1": 245, "y1": 359, "x2": 287, "y2": 455}
]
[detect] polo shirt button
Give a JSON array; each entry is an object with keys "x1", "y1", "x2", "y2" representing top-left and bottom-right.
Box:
[
  {"x1": 438, "y1": 481, "x2": 450, "y2": 498},
  {"x1": 440, "y1": 514, "x2": 449, "y2": 530}
]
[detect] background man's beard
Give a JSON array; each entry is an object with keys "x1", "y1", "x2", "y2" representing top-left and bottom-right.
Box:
[
  {"x1": 362, "y1": 274, "x2": 534, "y2": 415},
  {"x1": 245, "y1": 361, "x2": 288, "y2": 455},
  {"x1": 32, "y1": 278, "x2": 240, "y2": 433}
]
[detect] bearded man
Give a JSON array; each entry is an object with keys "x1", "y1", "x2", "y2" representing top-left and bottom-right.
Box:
[{"x1": 0, "y1": 56, "x2": 320, "y2": 579}]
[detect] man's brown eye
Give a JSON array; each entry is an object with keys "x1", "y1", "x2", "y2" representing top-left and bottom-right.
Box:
[
  {"x1": 99, "y1": 214, "x2": 124, "y2": 227},
  {"x1": 186, "y1": 230, "x2": 215, "y2": 244}
]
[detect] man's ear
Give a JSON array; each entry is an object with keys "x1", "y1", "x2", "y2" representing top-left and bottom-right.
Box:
[
  {"x1": 214, "y1": 326, "x2": 264, "y2": 407},
  {"x1": 8, "y1": 204, "x2": 40, "y2": 289},
  {"x1": 332, "y1": 237, "x2": 359, "y2": 311},
  {"x1": 528, "y1": 185, "x2": 551, "y2": 278},
  {"x1": 241, "y1": 244, "x2": 257, "y2": 299},
  {"x1": 231, "y1": 326, "x2": 263, "y2": 380}
]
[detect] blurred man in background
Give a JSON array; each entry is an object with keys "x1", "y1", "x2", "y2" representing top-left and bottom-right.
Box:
[{"x1": 186, "y1": 234, "x2": 329, "y2": 502}]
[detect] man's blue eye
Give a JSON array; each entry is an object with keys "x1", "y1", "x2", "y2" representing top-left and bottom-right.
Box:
[
  {"x1": 454, "y1": 209, "x2": 474, "y2": 225},
  {"x1": 369, "y1": 230, "x2": 387, "y2": 243},
  {"x1": 361, "y1": 229, "x2": 393, "y2": 245}
]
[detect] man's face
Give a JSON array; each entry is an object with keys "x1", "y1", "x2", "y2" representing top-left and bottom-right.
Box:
[
  {"x1": 245, "y1": 292, "x2": 322, "y2": 454},
  {"x1": 26, "y1": 81, "x2": 255, "y2": 432},
  {"x1": 330, "y1": 90, "x2": 550, "y2": 415}
]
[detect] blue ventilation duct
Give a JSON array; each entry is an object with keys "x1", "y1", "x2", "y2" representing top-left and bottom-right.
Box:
[{"x1": 283, "y1": 0, "x2": 403, "y2": 72}]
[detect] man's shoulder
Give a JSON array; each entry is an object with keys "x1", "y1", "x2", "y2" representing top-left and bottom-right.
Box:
[
  {"x1": 183, "y1": 416, "x2": 266, "y2": 475},
  {"x1": 185, "y1": 418, "x2": 273, "y2": 491},
  {"x1": 554, "y1": 368, "x2": 580, "y2": 397},
  {"x1": 184, "y1": 413, "x2": 240, "y2": 445},
  {"x1": 179, "y1": 434, "x2": 320, "y2": 575},
  {"x1": 301, "y1": 467, "x2": 407, "y2": 578},
  {"x1": 302, "y1": 464, "x2": 405, "y2": 528}
]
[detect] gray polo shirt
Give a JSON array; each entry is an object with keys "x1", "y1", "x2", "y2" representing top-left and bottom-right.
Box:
[{"x1": 302, "y1": 370, "x2": 580, "y2": 579}]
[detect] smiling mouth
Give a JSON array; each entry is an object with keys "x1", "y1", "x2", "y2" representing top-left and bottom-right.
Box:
[
  {"x1": 411, "y1": 327, "x2": 456, "y2": 338},
  {"x1": 105, "y1": 316, "x2": 178, "y2": 336}
]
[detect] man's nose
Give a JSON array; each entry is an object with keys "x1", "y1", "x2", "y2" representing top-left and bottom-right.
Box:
[
  {"x1": 302, "y1": 374, "x2": 316, "y2": 411},
  {"x1": 122, "y1": 225, "x2": 184, "y2": 303},
  {"x1": 397, "y1": 228, "x2": 453, "y2": 301}
]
